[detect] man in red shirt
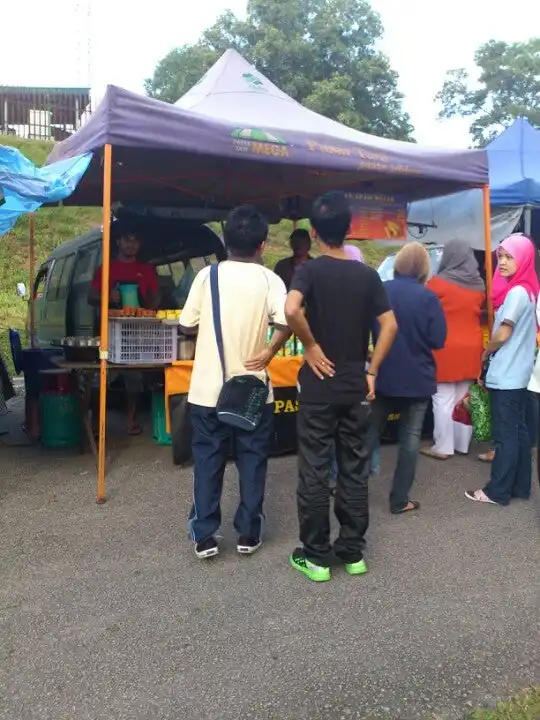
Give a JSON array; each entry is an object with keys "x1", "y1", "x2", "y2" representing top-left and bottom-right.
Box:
[
  {"x1": 90, "y1": 231, "x2": 160, "y2": 309},
  {"x1": 89, "y1": 230, "x2": 160, "y2": 435}
]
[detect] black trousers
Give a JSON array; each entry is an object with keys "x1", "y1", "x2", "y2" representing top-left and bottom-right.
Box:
[{"x1": 297, "y1": 399, "x2": 371, "y2": 565}]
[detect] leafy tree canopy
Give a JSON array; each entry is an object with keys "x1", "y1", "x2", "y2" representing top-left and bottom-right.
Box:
[
  {"x1": 436, "y1": 38, "x2": 540, "y2": 146},
  {"x1": 145, "y1": 0, "x2": 413, "y2": 140}
]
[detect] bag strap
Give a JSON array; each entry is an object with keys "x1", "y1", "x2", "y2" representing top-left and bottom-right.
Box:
[{"x1": 210, "y1": 264, "x2": 226, "y2": 383}]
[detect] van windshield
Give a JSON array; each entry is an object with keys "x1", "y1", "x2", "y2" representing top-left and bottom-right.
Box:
[{"x1": 155, "y1": 254, "x2": 218, "y2": 309}]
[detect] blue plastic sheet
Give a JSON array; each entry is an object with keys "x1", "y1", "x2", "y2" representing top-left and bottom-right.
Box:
[{"x1": 0, "y1": 145, "x2": 92, "y2": 235}]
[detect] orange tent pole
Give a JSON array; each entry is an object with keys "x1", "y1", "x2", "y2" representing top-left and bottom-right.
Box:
[
  {"x1": 28, "y1": 213, "x2": 36, "y2": 347},
  {"x1": 482, "y1": 185, "x2": 494, "y2": 330},
  {"x1": 97, "y1": 143, "x2": 113, "y2": 504}
]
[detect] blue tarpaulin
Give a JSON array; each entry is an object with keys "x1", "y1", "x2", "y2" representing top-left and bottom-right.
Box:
[
  {"x1": 488, "y1": 117, "x2": 540, "y2": 206},
  {"x1": 407, "y1": 117, "x2": 540, "y2": 250},
  {"x1": 0, "y1": 145, "x2": 92, "y2": 235}
]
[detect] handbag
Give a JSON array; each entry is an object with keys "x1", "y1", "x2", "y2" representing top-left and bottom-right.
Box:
[
  {"x1": 468, "y1": 382, "x2": 491, "y2": 442},
  {"x1": 210, "y1": 264, "x2": 269, "y2": 431}
]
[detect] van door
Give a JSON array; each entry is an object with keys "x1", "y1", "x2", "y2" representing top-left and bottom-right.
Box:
[
  {"x1": 30, "y1": 263, "x2": 51, "y2": 347},
  {"x1": 42, "y1": 254, "x2": 76, "y2": 345},
  {"x1": 71, "y1": 243, "x2": 100, "y2": 337}
]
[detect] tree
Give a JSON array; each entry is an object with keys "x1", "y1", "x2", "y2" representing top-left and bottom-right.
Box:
[
  {"x1": 145, "y1": 0, "x2": 414, "y2": 141},
  {"x1": 436, "y1": 38, "x2": 540, "y2": 146}
]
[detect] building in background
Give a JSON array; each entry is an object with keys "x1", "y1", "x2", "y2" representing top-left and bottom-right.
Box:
[{"x1": 0, "y1": 87, "x2": 91, "y2": 141}]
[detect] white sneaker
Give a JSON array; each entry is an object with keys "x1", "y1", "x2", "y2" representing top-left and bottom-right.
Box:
[
  {"x1": 194, "y1": 538, "x2": 219, "y2": 559},
  {"x1": 237, "y1": 537, "x2": 262, "y2": 555}
]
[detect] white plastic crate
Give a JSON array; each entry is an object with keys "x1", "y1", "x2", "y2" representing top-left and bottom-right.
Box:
[{"x1": 108, "y1": 319, "x2": 178, "y2": 365}]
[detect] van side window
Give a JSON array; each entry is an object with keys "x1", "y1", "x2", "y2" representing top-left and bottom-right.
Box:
[
  {"x1": 56, "y1": 254, "x2": 76, "y2": 300},
  {"x1": 46, "y1": 258, "x2": 66, "y2": 300},
  {"x1": 73, "y1": 245, "x2": 99, "y2": 284},
  {"x1": 33, "y1": 265, "x2": 50, "y2": 299}
]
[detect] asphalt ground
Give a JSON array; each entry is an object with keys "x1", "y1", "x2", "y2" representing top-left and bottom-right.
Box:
[{"x1": 1, "y1": 407, "x2": 539, "y2": 720}]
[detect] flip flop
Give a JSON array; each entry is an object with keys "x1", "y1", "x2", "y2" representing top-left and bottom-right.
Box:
[
  {"x1": 391, "y1": 501, "x2": 420, "y2": 515},
  {"x1": 478, "y1": 451, "x2": 494, "y2": 463},
  {"x1": 127, "y1": 423, "x2": 143, "y2": 436},
  {"x1": 420, "y1": 447, "x2": 450, "y2": 460}
]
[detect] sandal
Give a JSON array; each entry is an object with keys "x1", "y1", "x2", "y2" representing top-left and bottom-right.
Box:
[
  {"x1": 420, "y1": 447, "x2": 450, "y2": 460},
  {"x1": 391, "y1": 501, "x2": 420, "y2": 515},
  {"x1": 127, "y1": 423, "x2": 143, "y2": 436},
  {"x1": 478, "y1": 450, "x2": 494, "y2": 463}
]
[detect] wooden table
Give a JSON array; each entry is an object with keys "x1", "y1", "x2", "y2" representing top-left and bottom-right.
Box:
[{"x1": 52, "y1": 358, "x2": 172, "y2": 459}]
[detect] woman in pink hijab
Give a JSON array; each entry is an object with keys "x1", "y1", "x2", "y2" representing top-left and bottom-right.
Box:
[
  {"x1": 466, "y1": 233, "x2": 539, "y2": 506},
  {"x1": 343, "y1": 244, "x2": 365, "y2": 263}
]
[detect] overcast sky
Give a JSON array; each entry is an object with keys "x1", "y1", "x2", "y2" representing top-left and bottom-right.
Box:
[{"x1": 3, "y1": 0, "x2": 537, "y2": 147}]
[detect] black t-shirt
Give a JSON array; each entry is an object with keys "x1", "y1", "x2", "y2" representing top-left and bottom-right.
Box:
[{"x1": 290, "y1": 256, "x2": 390, "y2": 404}]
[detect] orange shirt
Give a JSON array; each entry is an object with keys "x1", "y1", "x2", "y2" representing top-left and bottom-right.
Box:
[{"x1": 426, "y1": 276, "x2": 484, "y2": 383}]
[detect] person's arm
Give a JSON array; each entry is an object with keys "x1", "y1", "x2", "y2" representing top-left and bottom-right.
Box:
[
  {"x1": 484, "y1": 324, "x2": 513, "y2": 355},
  {"x1": 285, "y1": 264, "x2": 334, "y2": 379},
  {"x1": 368, "y1": 311, "x2": 398, "y2": 375},
  {"x1": 245, "y1": 274, "x2": 291, "y2": 371},
  {"x1": 178, "y1": 269, "x2": 206, "y2": 336},
  {"x1": 484, "y1": 287, "x2": 528, "y2": 357},
  {"x1": 365, "y1": 274, "x2": 397, "y2": 399},
  {"x1": 426, "y1": 294, "x2": 447, "y2": 350}
]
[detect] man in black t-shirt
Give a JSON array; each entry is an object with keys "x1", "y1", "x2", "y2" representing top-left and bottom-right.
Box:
[{"x1": 285, "y1": 191, "x2": 397, "y2": 582}]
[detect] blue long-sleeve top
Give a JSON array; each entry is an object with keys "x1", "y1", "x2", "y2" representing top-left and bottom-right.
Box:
[{"x1": 373, "y1": 275, "x2": 447, "y2": 398}]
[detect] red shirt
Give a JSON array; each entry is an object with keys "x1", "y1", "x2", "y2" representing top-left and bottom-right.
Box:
[{"x1": 91, "y1": 260, "x2": 159, "y2": 304}]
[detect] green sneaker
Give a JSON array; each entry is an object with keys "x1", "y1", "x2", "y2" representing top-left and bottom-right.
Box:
[
  {"x1": 344, "y1": 559, "x2": 368, "y2": 576},
  {"x1": 289, "y1": 549, "x2": 331, "y2": 582}
]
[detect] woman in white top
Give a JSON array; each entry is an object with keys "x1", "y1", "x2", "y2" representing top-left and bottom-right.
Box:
[{"x1": 527, "y1": 296, "x2": 540, "y2": 486}]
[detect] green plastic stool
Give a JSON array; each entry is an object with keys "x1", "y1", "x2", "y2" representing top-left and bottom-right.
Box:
[
  {"x1": 152, "y1": 392, "x2": 172, "y2": 446},
  {"x1": 39, "y1": 394, "x2": 82, "y2": 448}
]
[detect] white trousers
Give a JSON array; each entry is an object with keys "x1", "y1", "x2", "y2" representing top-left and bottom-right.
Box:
[{"x1": 432, "y1": 381, "x2": 473, "y2": 456}]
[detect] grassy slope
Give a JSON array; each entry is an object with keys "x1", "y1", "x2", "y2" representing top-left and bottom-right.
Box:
[
  {"x1": 0, "y1": 136, "x2": 395, "y2": 372},
  {"x1": 468, "y1": 689, "x2": 540, "y2": 720}
]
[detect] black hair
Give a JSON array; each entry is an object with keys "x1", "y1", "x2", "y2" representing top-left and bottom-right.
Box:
[
  {"x1": 224, "y1": 205, "x2": 268, "y2": 257},
  {"x1": 112, "y1": 220, "x2": 140, "y2": 242},
  {"x1": 309, "y1": 191, "x2": 352, "y2": 248},
  {"x1": 289, "y1": 228, "x2": 311, "y2": 250}
]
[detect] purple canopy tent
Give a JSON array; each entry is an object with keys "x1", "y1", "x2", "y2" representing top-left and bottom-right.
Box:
[
  {"x1": 44, "y1": 50, "x2": 491, "y2": 505},
  {"x1": 47, "y1": 56, "x2": 488, "y2": 212}
]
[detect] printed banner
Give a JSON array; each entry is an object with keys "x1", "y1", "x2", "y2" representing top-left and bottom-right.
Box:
[{"x1": 345, "y1": 192, "x2": 407, "y2": 241}]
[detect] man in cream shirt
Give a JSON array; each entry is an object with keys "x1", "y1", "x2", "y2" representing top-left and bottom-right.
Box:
[{"x1": 179, "y1": 206, "x2": 290, "y2": 560}]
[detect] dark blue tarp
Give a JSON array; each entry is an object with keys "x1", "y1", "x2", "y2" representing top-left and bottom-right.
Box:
[
  {"x1": 489, "y1": 117, "x2": 540, "y2": 207},
  {"x1": 0, "y1": 145, "x2": 91, "y2": 235}
]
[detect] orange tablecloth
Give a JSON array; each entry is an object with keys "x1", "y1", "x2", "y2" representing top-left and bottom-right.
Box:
[{"x1": 164, "y1": 355, "x2": 303, "y2": 433}]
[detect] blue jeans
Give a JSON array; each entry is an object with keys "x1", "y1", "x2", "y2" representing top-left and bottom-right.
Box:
[
  {"x1": 367, "y1": 396, "x2": 428, "y2": 512},
  {"x1": 188, "y1": 404, "x2": 273, "y2": 542},
  {"x1": 526, "y1": 390, "x2": 538, "y2": 449},
  {"x1": 484, "y1": 389, "x2": 531, "y2": 505}
]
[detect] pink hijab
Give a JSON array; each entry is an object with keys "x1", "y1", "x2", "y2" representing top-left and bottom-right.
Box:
[
  {"x1": 344, "y1": 244, "x2": 365, "y2": 263},
  {"x1": 491, "y1": 233, "x2": 539, "y2": 310}
]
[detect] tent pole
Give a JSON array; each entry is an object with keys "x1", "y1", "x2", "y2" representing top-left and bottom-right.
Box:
[
  {"x1": 28, "y1": 213, "x2": 36, "y2": 348},
  {"x1": 524, "y1": 206, "x2": 532, "y2": 236},
  {"x1": 97, "y1": 143, "x2": 113, "y2": 504},
  {"x1": 482, "y1": 185, "x2": 494, "y2": 330}
]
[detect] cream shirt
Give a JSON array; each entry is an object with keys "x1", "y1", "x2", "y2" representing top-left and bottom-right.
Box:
[
  {"x1": 527, "y1": 295, "x2": 540, "y2": 392},
  {"x1": 180, "y1": 261, "x2": 288, "y2": 407}
]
